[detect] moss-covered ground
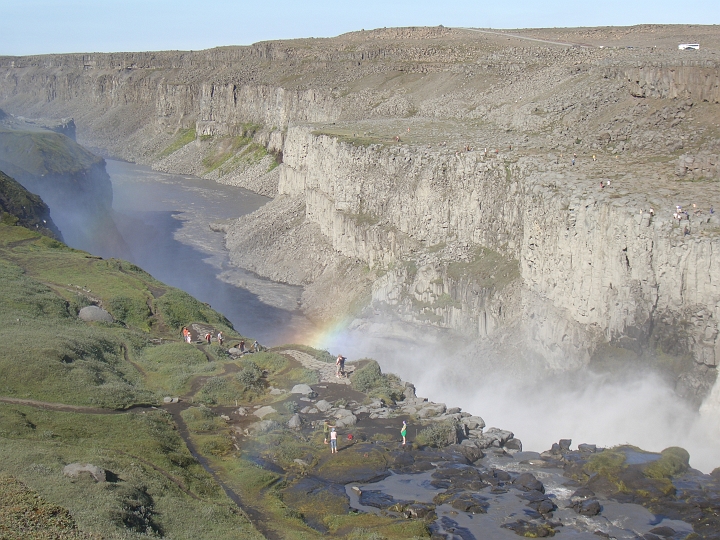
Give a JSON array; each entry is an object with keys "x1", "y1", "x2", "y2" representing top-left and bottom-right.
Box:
[{"x1": 0, "y1": 218, "x2": 435, "y2": 538}]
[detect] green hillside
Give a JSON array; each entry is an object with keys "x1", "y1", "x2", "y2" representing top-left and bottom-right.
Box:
[
  {"x1": 0, "y1": 169, "x2": 61, "y2": 239},
  {"x1": 0, "y1": 222, "x2": 265, "y2": 538},
  {"x1": 0, "y1": 127, "x2": 103, "y2": 178}
]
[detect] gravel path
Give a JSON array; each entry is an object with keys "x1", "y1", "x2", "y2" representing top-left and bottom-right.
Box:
[{"x1": 280, "y1": 349, "x2": 355, "y2": 385}]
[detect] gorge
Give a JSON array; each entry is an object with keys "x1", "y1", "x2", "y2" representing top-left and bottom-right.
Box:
[{"x1": 1, "y1": 24, "x2": 720, "y2": 471}]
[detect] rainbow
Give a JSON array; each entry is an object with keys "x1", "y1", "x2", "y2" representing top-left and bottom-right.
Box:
[{"x1": 302, "y1": 315, "x2": 356, "y2": 355}]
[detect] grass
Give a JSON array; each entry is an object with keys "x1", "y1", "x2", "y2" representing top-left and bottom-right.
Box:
[
  {"x1": 0, "y1": 223, "x2": 242, "y2": 406},
  {"x1": 0, "y1": 475, "x2": 99, "y2": 539},
  {"x1": 0, "y1": 215, "x2": 434, "y2": 538},
  {"x1": 351, "y1": 360, "x2": 405, "y2": 404},
  {"x1": 136, "y1": 342, "x2": 219, "y2": 395},
  {"x1": 0, "y1": 128, "x2": 103, "y2": 177},
  {"x1": 158, "y1": 127, "x2": 196, "y2": 158},
  {"x1": 0, "y1": 404, "x2": 260, "y2": 539}
]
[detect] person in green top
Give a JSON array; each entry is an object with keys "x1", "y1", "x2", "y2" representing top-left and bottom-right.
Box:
[{"x1": 401, "y1": 420, "x2": 407, "y2": 445}]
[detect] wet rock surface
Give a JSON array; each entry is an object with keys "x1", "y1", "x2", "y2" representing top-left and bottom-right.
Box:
[{"x1": 224, "y1": 351, "x2": 719, "y2": 539}]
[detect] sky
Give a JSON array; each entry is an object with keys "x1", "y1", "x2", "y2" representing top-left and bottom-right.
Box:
[{"x1": 0, "y1": 0, "x2": 718, "y2": 56}]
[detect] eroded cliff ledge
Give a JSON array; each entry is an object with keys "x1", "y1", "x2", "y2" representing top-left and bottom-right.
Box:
[{"x1": 2, "y1": 24, "x2": 719, "y2": 398}]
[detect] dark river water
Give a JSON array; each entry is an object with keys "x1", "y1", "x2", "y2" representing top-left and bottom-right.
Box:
[{"x1": 106, "y1": 159, "x2": 316, "y2": 346}]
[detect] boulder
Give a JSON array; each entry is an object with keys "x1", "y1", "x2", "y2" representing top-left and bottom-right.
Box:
[
  {"x1": 334, "y1": 409, "x2": 357, "y2": 427},
  {"x1": 287, "y1": 414, "x2": 302, "y2": 429},
  {"x1": 315, "y1": 399, "x2": 332, "y2": 412},
  {"x1": 291, "y1": 384, "x2": 314, "y2": 395},
  {"x1": 162, "y1": 396, "x2": 179, "y2": 403},
  {"x1": 254, "y1": 406, "x2": 277, "y2": 419},
  {"x1": 513, "y1": 472, "x2": 544, "y2": 493},
  {"x1": 403, "y1": 383, "x2": 417, "y2": 399},
  {"x1": 571, "y1": 499, "x2": 601, "y2": 516},
  {"x1": 578, "y1": 443, "x2": 597, "y2": 453},
  {"x1": 559, "y1": 439, "x2": 572, "y2": 451},
  {"x1": 485, "y1": 428, "x2": 513, "y2": 445},
  {"x1": 236, "y1": 407, "x2": 248, "y2": 416},
  {"x1": 63, "y1": 463, "x2": 106, "y2": 482},
  {"x1": 78, "y1": 306, "x2": 113, "y2": 323},
  {"x1": 505, "y1": 438, "x2": 523, "y2": 451},
  {"x1": 462, "y1": 416, "x2": 486, "y2": 430}
]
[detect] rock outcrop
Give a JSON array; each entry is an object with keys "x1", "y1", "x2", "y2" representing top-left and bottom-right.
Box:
[{"x1": 1, "y1": 25, "x2": 719, "y2": 396}]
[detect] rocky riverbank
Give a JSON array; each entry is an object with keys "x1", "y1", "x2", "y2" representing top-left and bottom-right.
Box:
[{"x1": 213, "y1": 348, "x2": 720, "y2": 539}]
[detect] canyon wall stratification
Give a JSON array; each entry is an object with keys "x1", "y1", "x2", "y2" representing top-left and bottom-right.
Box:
[{"x1": 2, "y1": 25, "x2": 719, "y2": 398}]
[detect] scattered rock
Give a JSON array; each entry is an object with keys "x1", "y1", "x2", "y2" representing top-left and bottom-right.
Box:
[
  {"x1": 291, "y1": 384, "x2": 315, "y2": 395},
  {"x1": 570, "y1": 498, "x2": 602, "y2": 516},
  {"x1": 315, "y1": 399, "x2": 332, "y2": 412},
  {"x1": 287, "y1": 413, "x2": 302, "y2": 429},
  {"x1": 253, "y1": 406, "x2": 277, "y2": 419},
  {"x1": 78, "y1": 306, "x2": 113, "y2": 323},
  {"x1": 63, "y1": 463, "x2": 106, "y2": 482},
  {"x1": 513, "y1": 472, "x2": 544, "y2": 493}
]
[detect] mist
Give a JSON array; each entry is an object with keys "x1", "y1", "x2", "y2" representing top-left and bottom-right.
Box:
[{"x1": 322, "y1": 318, "x2": 720, "y2": 474}]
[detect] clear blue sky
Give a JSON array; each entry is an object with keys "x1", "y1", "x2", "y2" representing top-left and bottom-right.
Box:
[{"x1": 1, "y1": 0, "x2": 718, "y2": 56}]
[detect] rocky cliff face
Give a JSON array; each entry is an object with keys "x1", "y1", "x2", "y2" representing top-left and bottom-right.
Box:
[{"x1": 1, "y1": 25, "x2": 719, "y2": 397}]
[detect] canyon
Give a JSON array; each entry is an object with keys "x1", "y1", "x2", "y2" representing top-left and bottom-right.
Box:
[{"x1": 1, "y1": 24, "x2": 719, "y2": 404}]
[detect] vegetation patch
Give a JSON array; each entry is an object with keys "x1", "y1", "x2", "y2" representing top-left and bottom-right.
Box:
[
  {"x1": 416, "y1": 420, "x2": 458, "y2": 448},
  {"x1": 158, "y1": 127, "x2": 196, "y2": 158},
  {"x1": 351, "y1": 360, "x2": 405, "y2": 404}
]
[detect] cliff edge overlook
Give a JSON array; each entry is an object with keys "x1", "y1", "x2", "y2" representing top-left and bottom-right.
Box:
[{"x1": 1, "y1": 24, "x2": 719, "y2": 401}]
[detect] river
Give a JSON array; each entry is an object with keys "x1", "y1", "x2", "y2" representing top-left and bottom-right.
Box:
[{"x1": 106, "y1": 159, "x2": 317, "y2": 347}]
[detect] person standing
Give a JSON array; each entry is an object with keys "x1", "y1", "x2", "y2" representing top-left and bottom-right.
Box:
[
  {"x1": 217, "y1": 331, "x2": 223, "y2": 346},
  {"x1": 336, "y1": 354, "x2": 344, "y2": 378},
  {"x1": 205, "y1": 332, "x2": 211, "y2": 344},
  {"x1": 330, "y1": 427, "x2": 338, "y2": 453},
  {"x1": 323, "y1": 420, "x2": 334, "y2": 444},
  {"x1": 401, "y1": 420, "x2": 407, "y2": 445}
]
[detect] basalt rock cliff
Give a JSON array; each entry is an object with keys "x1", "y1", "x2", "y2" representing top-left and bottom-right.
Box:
[{"x1": 1, "y1": 25, "x2": 719, "y2": 399}]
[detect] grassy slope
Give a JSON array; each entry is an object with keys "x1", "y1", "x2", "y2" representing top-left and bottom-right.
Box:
[
  {"x1": 0, "y1": 223, "x2": 263, "y2": 538},
  {"x1": 0, "y1": 128, "x2": 103, "y2": 177},
  {"x1": 0, "y1": 169, "x2": 61, "y2": 238},
  {"x1": 0, "y1": 220, "x2": 426, "y2": 539}
]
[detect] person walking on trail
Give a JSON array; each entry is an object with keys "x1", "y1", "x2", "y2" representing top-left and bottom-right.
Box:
[
  {"x1": 330, "y1": 427, "x2": 338, "y2": 453},
  {"x1": 239, "y1": 340, "x2": 245, "y2": 353},
  {"x1": 323, "y1": 420, "x2": 334, "y2": 444},
  {"x1": 401, "y1": 420, "x2": 408, "y2": 445},
  {"x1": 205, "y1": 332, "x2": 211, "y2": 344},
  {"x1": 252, "y1": 340, "x2": 260, "y2": 353},
  {"x1": 336, "y1": 354, "x2": 346, "y2": 378},
  {"x1": 182, "y1": 327, "x2": 190, "y2": 343},
  {"x1": 217, "y1": 331, "x2": 223, "y2": 346}
]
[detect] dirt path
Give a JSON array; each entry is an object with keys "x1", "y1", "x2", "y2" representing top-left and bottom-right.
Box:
[
  {"x1": 0, "y1": 396, "x2": 128, "y2": 414},
  {"x1": 279, "y1": 349, "x2": 355, "y2": 384},
  {"x1": 460, "y1": 27, "x2": 595, "y2": 48}
]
